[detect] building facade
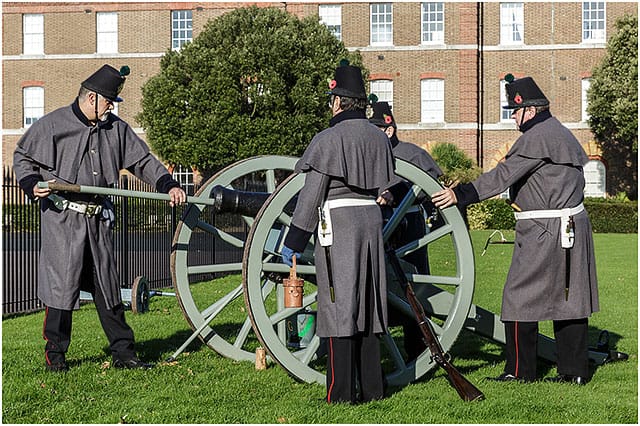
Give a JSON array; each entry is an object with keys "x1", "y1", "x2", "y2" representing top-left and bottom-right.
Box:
[{"x1": 3, "y1": 2, "x2": 637, "y2": 196}]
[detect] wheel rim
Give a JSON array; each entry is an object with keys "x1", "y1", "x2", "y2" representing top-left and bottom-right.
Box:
[
  {"x1": 171, "y1": 155, "x2": 297, "y2": 361},
  {"x1": 242, "y1": 159, "x2": 475, "y2": 385}
]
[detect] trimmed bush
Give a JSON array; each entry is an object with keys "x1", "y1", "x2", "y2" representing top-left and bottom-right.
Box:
[{"x1": 466, "y1": 197, "x2": 637, "y2": 233}]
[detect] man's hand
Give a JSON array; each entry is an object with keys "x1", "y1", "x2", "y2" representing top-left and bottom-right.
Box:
[
  {"x1": 281, "y1": 245, "x2": 301, "y2": 267},
  {"x1": 431, "y1": 187, "x2": 458, "y2": 209},
  {"x1": 168, "y1": 187, "x2": 187, "y2": 207},
  {"x1": 376, "y1": 189, "x2": 394, "y2": 206},
  {"x1": 33, "y1": 179, "x2": 54, "y2": 200}
]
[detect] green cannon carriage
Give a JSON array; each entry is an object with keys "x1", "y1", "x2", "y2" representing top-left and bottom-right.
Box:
[{"x1": 42, "y1": 155, "x2": 623, "y2": 387}]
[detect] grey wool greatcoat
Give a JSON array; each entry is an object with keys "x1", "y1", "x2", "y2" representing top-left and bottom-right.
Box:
[
  {"x1": 285, "y1": 111, "x2": 395, "y2": 338},
  {"x1": 13, "y1": 102, "x2": 174, "y2": 311},
  {"x1": 461, "y1": 113, "x2": 599, "y2": 322}
]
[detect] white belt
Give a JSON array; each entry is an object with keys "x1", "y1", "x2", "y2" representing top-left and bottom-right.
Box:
[
  {"x1": 66, "y1": 201, "x2": 103, "y2": 216},
  {"x1": 514, "y1": 203, "x2": 583, "y2": 249},
  {"x1": 48, "y1": 193, "x2": 103, "y2": 217},
  {"x1": 324, "y1": 198, "x2": 377, "y2": 209},
  {"x1": 513, "y1": 203, "x2": 584, "y2": 220}
]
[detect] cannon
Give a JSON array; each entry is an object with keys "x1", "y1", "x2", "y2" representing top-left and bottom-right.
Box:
[{"x1": 42, "y1": 155, "x2": 625, "y2": 387}]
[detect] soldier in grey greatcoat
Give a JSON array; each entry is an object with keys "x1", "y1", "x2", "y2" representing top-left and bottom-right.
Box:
[
  {"x1": 432, "y1": 75, "x2": 598, "y2": 385},
  {"x1": 281, "y1": 61, "x2": 395, "y2": 404},
  {"x1": 368, "y1": 100, "x2": 443, "y2": 360},
  {"x1": 13, "y1": 64, "x2": 186, "y2": 372}
]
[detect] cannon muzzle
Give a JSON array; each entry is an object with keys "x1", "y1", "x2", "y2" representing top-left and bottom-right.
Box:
[{"x1": 210, "y1": 185, "x2": 297, "y2": 217}]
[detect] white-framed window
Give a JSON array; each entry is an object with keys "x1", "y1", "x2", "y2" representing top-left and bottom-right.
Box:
[
  {"x1": 370, "y1": 80, "x2": 393, "y2": 107},
  {"x1": 172, "y1": 10, "x2": 192, "y2": 51},
  {"x1": 581, "y1": 78, "x2": 591, "y2": 122},
  {"x1": 23, "y1": 86, "x2": 44, "y2": 128},
  {"x1": 319, "y1": 4, "x2": 342, "y2": 41},
  {"x1": 172, "y1": 165, "x2": 195, "y2": 195},
  {"x1": 582, "y1": 2, "x2": 606, "y2": 43},
  {"x1": 23, "y1": 14, "x2": 44, "y2": 55},
  {"x1": 500, "y1": 79, "x2": 513, "y2": 122},
  {"x1": 370, "y1": 3, "x2": 393, "y2": 46},
  {"x1": 420, "y1": 79, "x2": 444, "y2": 123},
  {"x1": 96, "y1": 12, "x2": 118, "y2": 53},
  {"x1": 500, "y1": 3, "x2": 524, "y2": 45},
  {"x1": 583, "y1": 159, "x2": 606, "y2": 197},
  {"x1": 421, "y1": 2, "x2": 444, "y2": 44}
]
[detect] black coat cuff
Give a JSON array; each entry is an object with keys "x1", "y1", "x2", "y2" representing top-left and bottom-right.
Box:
[
  {"x1": 18, "y1": 174, "x2": 43, "y2": 200},
  {"x1": 156, "y1": 174, "x2": 181, "y2": 193},
  {"x1": 453, "y1": 183, "x2": 480, "y2": 208},
  {"x1": 284, "y1": 223, "x2": 313, "y2": 253}
]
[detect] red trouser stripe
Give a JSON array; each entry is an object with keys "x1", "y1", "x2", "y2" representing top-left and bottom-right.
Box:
[{"x1": 327, "y1": 337, "x2": 335, "y2": 403}]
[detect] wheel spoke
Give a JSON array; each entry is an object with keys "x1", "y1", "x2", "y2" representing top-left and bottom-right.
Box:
[
  {"x1": 382, "y1": 333, "x2": 408, "y2": 370},
  {"x1": 196, "y1": 220, "x2": 245, "y2": 248},
  {"x1": 187, "y1": 262, "x2": 243, "y2": 275},
  {"x1": 200, "y1": 283, "x2": 243, "y2": 319}
]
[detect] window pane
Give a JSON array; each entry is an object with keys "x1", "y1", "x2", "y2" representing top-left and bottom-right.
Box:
[
  {"x1": 421, "y1": 2, "x2": 444, "y2": 44},
  {"x1": 23, "y1": 14, "x2": 44, "y2": 54},
  {"x1": 319, "y1": 4, "x2": 341, "y2": 40},
  {"x1": 582, "y1": 2, "x2": 606, "y2": 42},
  {"x1": 371, "y1": 3, "x2": 393, "y2": 45},
  {"x1": 421, "y1": 79, "x2": 444, "y2": 123},
  {"x1": 581, "y1": 78, "x2": 591, "y2": 122},
  {"x1": 97, "y1": 12, "x2": 118, "y2": 53},
  {"x1": 500, "y1": 3, "x2": 524, "y2": 45},
  {"x1": 370, "y1": 80, "x2": 393, "y2": 107},
  {"x1": 23, "y1": 87, "x2": 44, "y2": 128},
  {"x1": 500, "y1": 80, "x2": 513, "y2": 121},
  {"x1": 171, "y1": 10, "x2": 193, "y2": 51},
  {"x1": 583, "y1": 160, "x2": 606, "y2": 197},
  {"x1": 172, "y1": 165, "x2": 195, "y2": 195}
]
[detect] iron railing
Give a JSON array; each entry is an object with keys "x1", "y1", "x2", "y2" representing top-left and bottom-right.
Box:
[{"x1": 2, "y1": 167, "x2": 247, "y2": 316}]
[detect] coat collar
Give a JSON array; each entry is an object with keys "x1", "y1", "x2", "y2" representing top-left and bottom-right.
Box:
[{"x1": 329, "y1": 109, "x2": 366, "y2": 127}]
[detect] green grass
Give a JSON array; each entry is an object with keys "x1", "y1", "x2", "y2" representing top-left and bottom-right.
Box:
[{"x1": 2, "y1": 231, "x2": 637, "y2": 423}]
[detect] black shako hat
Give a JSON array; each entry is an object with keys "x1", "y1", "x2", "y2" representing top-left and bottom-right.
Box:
[
  {"x1": 81, "y1": 64, "x2": 130, "y2": 102},
  {"x1": 327, "y1": 59, "x2": 367, "y2": 100},
  {"x1": 503, "y1": 74, "x2": 549, "y2": 109},
  {"x1": 368, "y1": 99, "x2": 396, "y2": 127}
]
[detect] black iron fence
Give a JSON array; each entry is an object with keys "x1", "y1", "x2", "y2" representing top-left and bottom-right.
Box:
[{"x1": 2, "y1": 167, "x2": 247, "y2": 316}]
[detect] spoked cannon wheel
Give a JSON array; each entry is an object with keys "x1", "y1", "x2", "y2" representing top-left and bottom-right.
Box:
[
  {"x1": 242, "y1": 159, "x2": 475, "y2": 385},
  {"x1": 171, "y1": 156, "x2": 297, "y2": 361}
]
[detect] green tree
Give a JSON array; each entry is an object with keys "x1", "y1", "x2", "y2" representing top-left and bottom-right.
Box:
[
  {"x1": 587, "y1": 14, "x2": 638, "y2": 200},
  {"x1": 136, "y1": 6, "x2": 363, "y2": 178},
  {"x1": 430, "y1": 142, "x2": 482, "y2": 184}
]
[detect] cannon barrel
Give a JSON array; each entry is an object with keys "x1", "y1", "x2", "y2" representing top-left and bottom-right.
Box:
[{"x1": 210, "y1": 185, "x2": 297, "y2": 217}]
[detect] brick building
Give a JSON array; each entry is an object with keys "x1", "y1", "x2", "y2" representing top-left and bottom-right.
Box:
[{"x1": 2, "y1": 2, "x2": 637, "y2": 196}]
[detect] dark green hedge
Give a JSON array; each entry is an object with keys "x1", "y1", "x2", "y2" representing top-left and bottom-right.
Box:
[{"x1": 467, "y1": 198, "x2": 637, "y2": 233}]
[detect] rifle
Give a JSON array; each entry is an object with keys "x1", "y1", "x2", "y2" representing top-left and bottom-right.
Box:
[{"x1": 386, "y1": 245, "x2": 484, "y2": 402}]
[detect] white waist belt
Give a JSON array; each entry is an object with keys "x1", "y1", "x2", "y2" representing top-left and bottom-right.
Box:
[
  {"x1": 514, "y1": 203, "x2": 583, "y2": 249},
  {"x1": 513, "y1": 203, "x2": 584, "y2": 220},
  {"x1": 324, "y1": 198, "x2": 377, "y2": 209}
]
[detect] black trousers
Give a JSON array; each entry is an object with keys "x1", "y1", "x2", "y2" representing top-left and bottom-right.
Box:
[
  {"x1": 503, "y1": 318, "x2": 589, "y2": 380},
  {"x1": 325, "y1": 254, "x2": 385, "y2": 404},
  {"x1": 43, "y1": 248, "x2": 136, "y2": 365},
  {"x1": 326, "y1": 330, "x2": 384, "y2": 404}
]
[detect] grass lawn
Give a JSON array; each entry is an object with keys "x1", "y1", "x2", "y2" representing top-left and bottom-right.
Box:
[{"x1": 2, "y1": 231, "x2": 637, "y2": 423}]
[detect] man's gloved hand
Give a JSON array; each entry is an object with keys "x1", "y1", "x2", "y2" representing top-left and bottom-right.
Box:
[{"x1": 281, "y1": 245, "x2": 301, "y2": 267}]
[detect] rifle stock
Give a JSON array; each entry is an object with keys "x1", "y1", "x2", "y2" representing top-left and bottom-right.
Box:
[{"x1": 386, "y1": 246, "x2": 484, "y2": 402}]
